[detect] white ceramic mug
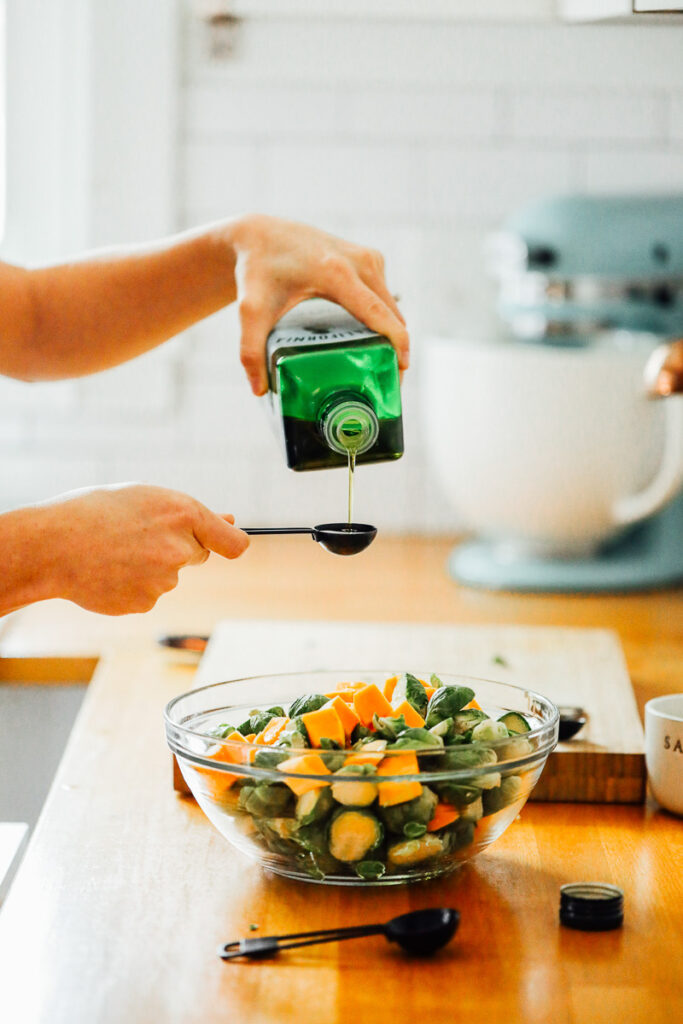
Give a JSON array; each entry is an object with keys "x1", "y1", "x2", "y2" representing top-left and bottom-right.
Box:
[
  {"x1": 645, "y1": 694, "x2": 683, "y2": 816},
  {"x1": 422, "y1": 331, "x2": 683, "y2": 557}
]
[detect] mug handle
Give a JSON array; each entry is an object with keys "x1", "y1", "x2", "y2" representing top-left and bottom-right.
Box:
[{"x1": 614, "y1": 340, "x2": 683, "y2": 526}]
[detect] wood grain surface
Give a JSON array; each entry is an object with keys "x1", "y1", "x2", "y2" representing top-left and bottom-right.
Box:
[
  {"x1": 0, "y1": 537, "x2": 681, "y2": 1024},
  {"x1": 194, "y1": 619, "x2": 646, "y2": 802}
]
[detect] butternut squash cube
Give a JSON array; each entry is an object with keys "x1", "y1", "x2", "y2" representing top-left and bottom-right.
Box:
[
  {"x1": 376, "y1": 752, "x2": 423, "y2": 807},
  {"x1": 352, "y1": 684, "x2": 394, "y2": 728},
  {"x1": 301, "y1": 706, "x2": 346, "y2": 748},
  {"x1": 324, "y1": 696, "x2": 360, "y2": 739},
  {"x1": 276, "y1": 754, "x2": 332, "y2": 796},
  {"x1": 392, "y1": 700, "x2": 425, "y2": 728}
]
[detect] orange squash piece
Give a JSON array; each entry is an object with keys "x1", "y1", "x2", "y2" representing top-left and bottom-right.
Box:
[
  {"x1": 383, "y1": 675, "x2": 399, "y2": 701},
  {"x1": 276, "y1": 753, "x2": 332, "y2": 796},
  {"x1": 324, "y1": 696, "x2": 360, "y2": 739},
  {"x1": 301, "y1": 706, "x2": 346, "y2": 748},
  {"x1": 325, "y1": 681, "x2": 367, "y2": 703},
  {"x1": 376, "y1": 752, "x2": 423, "y2": 807},
  {"x1": 463, "y1": 698, "x2": 482, "y2": 711},
  {"x1": 422, "y1": 684, "x2": 436, "y2": 699},
  {"x1": 194, "y1": 731, "x2": 251, "y2": 797},
  {"x1": 352, "y1": 683, "x2": 394, "y2": 728},
  {"x1": 392, "y1": 700, "x2": 425, "y2": 728},
  {"x1": 260, "y1": 716, "x2": 289, "y2": 744},
  {"x1": 344, "y1": 739, "x2": 388, "y2": 768},
  {"x1": 427, "y1": 803, "x2": 459, "y2": 832}
]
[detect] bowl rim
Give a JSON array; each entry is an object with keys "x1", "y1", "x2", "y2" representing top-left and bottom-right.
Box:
[{"x1": 165, "y1": 669, "x2": 560, "y2": 781}]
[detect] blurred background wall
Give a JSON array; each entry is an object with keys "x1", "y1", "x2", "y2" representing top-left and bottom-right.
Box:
[{"x1": 2, "y1": 2, "x2": 683, "y2": 532}]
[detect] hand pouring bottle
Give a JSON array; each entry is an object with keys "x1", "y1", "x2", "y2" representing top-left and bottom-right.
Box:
[{"x1": 266, "y1": 298, "x2": 404, "y2": 471}]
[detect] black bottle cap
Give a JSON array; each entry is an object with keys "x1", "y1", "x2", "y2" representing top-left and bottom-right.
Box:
[{"x1": 559, "y1": 883, "x2": 624, "y2": 931}]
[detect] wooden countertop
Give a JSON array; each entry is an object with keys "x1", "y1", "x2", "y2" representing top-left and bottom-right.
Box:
[{"x1": 0, "y1": 536, "x2": 682, "y2": 1024}]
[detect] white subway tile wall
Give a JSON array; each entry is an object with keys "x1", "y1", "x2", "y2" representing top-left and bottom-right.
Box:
[{"x1": 4, "y1": 14, "x2": 683, "y2": 532}]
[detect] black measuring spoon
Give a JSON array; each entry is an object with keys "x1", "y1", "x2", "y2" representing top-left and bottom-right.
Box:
[
  {"x1": 558, "y1": 706, "x2": 588, "y2": 741},
  {"x1": 218, "y1": 907, "x2": 459, "y2": 961},
  {"x1": 242, "y1": 523, "x2": 377, "y2": 557}
]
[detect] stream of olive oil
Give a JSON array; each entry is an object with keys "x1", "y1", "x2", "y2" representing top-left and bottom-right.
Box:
[{"x1": 347, "y1": 450, "x2": 356, "y2": 524}]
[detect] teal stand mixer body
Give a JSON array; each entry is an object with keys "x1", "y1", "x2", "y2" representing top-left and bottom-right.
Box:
[{"x1": 450, "y1": 194, "x2": 683, "y2": 593}]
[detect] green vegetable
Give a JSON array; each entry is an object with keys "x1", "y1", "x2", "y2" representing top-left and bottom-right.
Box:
[
  {"x1": 277, "y1": 716, "x2": 310, "y2": 749},
  {"x1": 328, "y1": 809, "x2": 384, "y2": 863},
  {"x1": 287, "y1": 694, "x2": 329, "y2": 718},
  {"x1": 424, "y1": 685, "x2": 476, "y2": 728},
  {"x1": 354, "y1": 860, "x2": 386, "y2": 881},
  {"x1": 249, "y1": 923, "x2": 259, "y2": 931},
  {"x1": 387, "y1": 834, "x2": 443, "y2": 867},
  {"x1": 429, "y1": 673, "x2": 445, "y2": 689},
  {"x1": 209, "y1": 723, "x2": 233, "y2": 739},
  {"x1": 379, "y1": 786, "x2": 438, "y2": 834},
  {"x1": 403, "y1": 821, "x2": 427, "y2": 839},
  {"x1": 236, "y1": 706, "x2": 286, "y2": 737},
  {"x1": 295, "y1": 786, "x2": 335, "y2": 825},
  {"x1": 482, "y1": 774, "x2": 524, "y2": 816},
  {"x1": 238, "y1": 782, "x2": 293, "y2": 818},
  {"x1": 498, "y1": 712, "x2": 531, "y2": 734},
  {"x1": 391, "y1": 673, "x2": 429, "y2": 717},
  {"x1": 459, "y1": 795, "x2": 483, "y2": 822},
  {"x1": 253, "y1": 748, "x2": 289, "y2": 769},
  {"x1": 390, "y1": 727, "x2": 443, "y2": 752},
  {"x1": 350, "y1": 723, "x2": 373, "y2": 744},
  {"x1": 437, "y1": 745, "x2": 498, "y2": 772},
  {"x1": 433, "y1": 781, "x2": 482, "y2": 808},
  {"x1": 371, "y1": 713, "x2": 410, "y2": 741},
  {"x1": 429, "y1": 717, "x2": 456, "y2": 743},
  {"x1": 318, "y1": 738, "x2": 346, "y2": 771},
  {"x1": 331, "y1": 764, "x2": 378, "y2": 807},
  {"x1": 471, "y1": 719, "x2": 510, "y2": 744},
  {"x1": 441, "y1": 819, "x2": 475, "y2": 854},
  {"x1": 492, "y1": 654, "x2": 508, "y2": 667},
  {"x1": 450, "y1": 709, "x2": 489, "y2": 735},
  {"x1": 498, "y1": 735, "x2": 534, "y2": 760}
]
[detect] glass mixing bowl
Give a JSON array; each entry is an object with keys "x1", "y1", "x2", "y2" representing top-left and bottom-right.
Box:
[{"x1": 165, "y1": 671, "x2": 559, "y2": 886}]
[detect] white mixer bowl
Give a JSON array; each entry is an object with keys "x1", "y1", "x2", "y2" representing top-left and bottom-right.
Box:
[{"x1": 421, "y1": 331, "x2": 683, "y2": 558}]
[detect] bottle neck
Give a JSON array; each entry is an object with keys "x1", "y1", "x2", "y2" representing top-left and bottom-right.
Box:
[{"x1": 320, "y1": 396, "x2": 379, "y2": 457}]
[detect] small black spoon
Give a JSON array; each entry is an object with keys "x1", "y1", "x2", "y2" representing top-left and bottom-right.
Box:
[
  {"x1": 558, "y1": 706, "x2": 588, "y2": 741},
  {"x1": 218, "y1": 907, "x2": 459, "y2": 961},
  {"x1": 242, "y1": 522, "x2": 377, "y2": 557}
]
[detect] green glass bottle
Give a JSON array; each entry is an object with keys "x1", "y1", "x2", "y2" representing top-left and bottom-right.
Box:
[{"x1": 267, "y1": 299, "x2": 404, "y2": 472}]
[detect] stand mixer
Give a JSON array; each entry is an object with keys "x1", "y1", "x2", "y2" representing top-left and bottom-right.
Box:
[{"x1": 424, "y1": 194, "x2": 683, "y2": 592}]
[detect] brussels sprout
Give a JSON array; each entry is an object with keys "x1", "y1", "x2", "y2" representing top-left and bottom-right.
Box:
[
  {"x1": 441, "y1": 818, "x2": 475, "y2": 854},
  {"x1": 437, "y1": 745, "x2": 498, "y2": 772},
  {"x1": 433, "y1": 781, "x2": 482, "y2": 808},
  {"x1": 253, "y1": 748, "x2": 289, "y2": 769},
  {"x1": 498, "y1": 736, "x2": 534, "y2": 761},
  {"x1": 379, "y1": 785, "x2": 438, "y2": 834},
  {"x1": 429, "y1": 673, "x2": 445, "y2": 689},
  {"x1": 372, "y1": 714, "x2": 410, "y2": 741},
  {"x1": 236, "y1": 707, "x2": 286, "y2": 737},
  {"x1": 387, "y1": 834, "x2": 443, "y2": 867},
  {"x1": 470, "y1": 771, "x2": 502, "y2": 791},
  {"x1": 482, "y1": 774, "x2": 524, "y2": 816},
  {"x1": 429, "y1": 717, "x2": 456, "y2": 743},
  {"x1": 354, "y1": 860, "x2": 386, "y2": 881},
  {"x1": 424, "y1": 685, "x2": 476, "y2": 728},
  {"x1": 256, "y1": 817, "x2": 300, "y2": 856},
  {"x1": 390, "y1": 728, "x2": 443, "y2": 752},
  {"x1": 209, "y1": 722, "x2": 233, "y2": 739},
  {"x1": 403, "y1": 821, "x2": 427, "y2": 839},
  {"x1": 238, "y1": 782, "x2": 293, "y2": 818},
  {"x1": 350, "y1": 723, "x2": 374, "y2": 744},
  {"x1": 296, "y1": 786, "x2": 335, "y2": 825},
  {"x1": 318, "y1": 737, "x2": 346, "y2": 771},
  {"x1": 328, "y1": 809, "x2": 384, "y2": 863},
  {"x1": 392, "y1": 673, "x2": 429, "y2": 717},
  {"x1": 277, "y1": 716, "x2": 310, "y2": 749},
  {"x1": 331, "y1": 764, "x2": 378, "y2": 807},
  {"x1": 288, "y1": 694, "x2": 329, "y2": 718},
  {"x1": 471, "y1": 719, "x2": 510, "y2": 744},
  {"x1": 450, "y1": 709, "x2": 489, "y2": 736},
  {"x1": 459, "y1": 795, "x2": 483, "y2": 822}
]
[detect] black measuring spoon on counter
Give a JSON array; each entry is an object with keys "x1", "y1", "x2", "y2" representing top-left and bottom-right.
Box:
[
  {"x1": 242, "y1": 523, "x2": 377, "y2": 557},
  {"x1": 218, "y1": 907, "x2": 460, "y2": 961}
]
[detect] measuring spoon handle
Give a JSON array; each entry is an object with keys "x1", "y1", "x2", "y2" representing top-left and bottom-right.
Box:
[
  {"x1": 219, "y1": 923, "x2": 386, "y2": 960},
  {"x1": 241, "y1": 527, "x2": 314, "y2": 536}
]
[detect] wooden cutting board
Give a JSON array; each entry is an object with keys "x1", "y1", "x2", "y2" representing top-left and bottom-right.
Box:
[{"x1": 184, "y1": 619, "x2": 645, "y2": 803}]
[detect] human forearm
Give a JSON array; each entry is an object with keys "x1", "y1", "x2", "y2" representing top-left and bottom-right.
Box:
[
  {"x1": 6, "y1": 221, "x2": 239, "y2": 381},
  {"x1": 0, "y1": 506, "x2": 62, "y2": 614}
]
